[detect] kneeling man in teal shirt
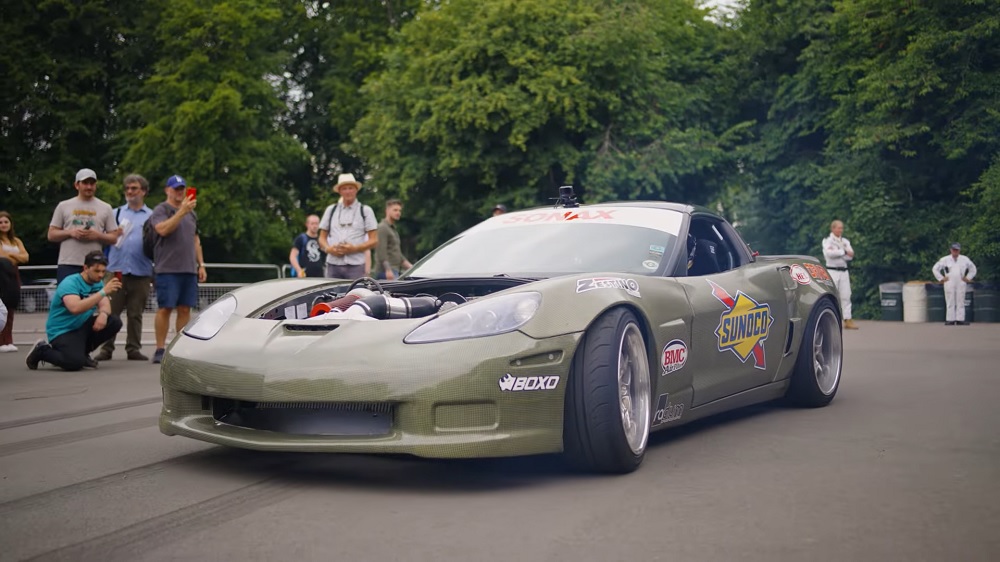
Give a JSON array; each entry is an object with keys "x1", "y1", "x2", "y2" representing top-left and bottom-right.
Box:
[{"x1": 27, "y1": 251, "x2": 123, "y2": 371}]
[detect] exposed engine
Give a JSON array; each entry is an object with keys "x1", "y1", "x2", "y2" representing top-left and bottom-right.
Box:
[{"x1": 257, "y1": 276, "x2": 533, "y2": 322}]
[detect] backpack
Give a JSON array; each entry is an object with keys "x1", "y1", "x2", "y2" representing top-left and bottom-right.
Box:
[
  {"x1": 142, "y1": 219, "x2": 157, "y2": 261},
  {"x1": 143, "y1": 205, "x2": 177, "y2": 261},
  {"x1": 325, "y1": 202, "x2": 370, "y2": 228}
]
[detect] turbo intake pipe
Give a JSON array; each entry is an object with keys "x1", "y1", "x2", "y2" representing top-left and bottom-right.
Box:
[
  {"x1": 350, "y1": 294, "x2": 440, "y2": 320},
  {"x1": 309, "y1": 288, "x2": 375, "y2": 317}
]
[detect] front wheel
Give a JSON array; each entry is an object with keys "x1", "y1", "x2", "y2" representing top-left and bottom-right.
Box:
[
  {"x1": 564, "y1": 308, "x2": 652, "y2": 473},
  {"x1": 785, "y1": 299, "x2": 843, "y2": 407}
]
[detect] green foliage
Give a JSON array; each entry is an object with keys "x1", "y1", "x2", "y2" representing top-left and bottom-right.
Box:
[
  {"x1": 121, "y1": 0, "x2": 309, "y2": 264},
  {"x1": 0, "y1": 0, "x2": 156, "y2": 263},
  {"x1": 353, "y1": 0, "x2": 735, "y2": 251},
  {"x1": 2, "y1": 0, "x2": 997, "y2": 298}
]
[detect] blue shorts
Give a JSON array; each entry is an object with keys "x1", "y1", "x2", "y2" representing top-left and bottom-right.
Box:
[{"x1": 155, "y1": 273, "x2": 198, "y2": 309}]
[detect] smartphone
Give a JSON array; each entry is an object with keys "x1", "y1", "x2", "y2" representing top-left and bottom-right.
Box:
[
  {"x1": 186, "y1": 187, "x2": 197, "y2": 200},
  {"x1": 114, "y1": 271, "x2": 123, "y2": 282}
]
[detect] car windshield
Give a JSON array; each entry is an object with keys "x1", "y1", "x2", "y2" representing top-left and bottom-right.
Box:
[{"x1": 407, "y1": 207, "x2": 684, "y2": 278}]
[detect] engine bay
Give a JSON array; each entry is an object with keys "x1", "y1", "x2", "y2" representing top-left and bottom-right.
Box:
[{"x1": 256, "y1": 276, "x2": 536, "y2": 322}]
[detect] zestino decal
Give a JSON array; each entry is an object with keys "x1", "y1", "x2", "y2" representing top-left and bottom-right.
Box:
[
  {"x1": 576, "y1": 277, "x2": 641, "y2": 298},
  {"x1": 708, "y1": 280, "x2": 773, "y2": 370}
]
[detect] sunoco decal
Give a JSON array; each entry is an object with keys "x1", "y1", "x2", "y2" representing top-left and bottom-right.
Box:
[
  {"x1": 576, "y1": 277, "x2": 641, "y2": 298},
  {"x1": 708, "y1": 280, "x2": 773, "y2": 370},
  {"x1": 653, "y1": 393, "x2": 684, "y2": 426},
  {"x1": 661, "y1": 339, "x2": 687, "y2": 375},
  {"x1": 498, "y1": 374, "x2": 560, "y2": 392},
  {"x1": 789, "y1": 264, "x2": 812, "y2": 285}
]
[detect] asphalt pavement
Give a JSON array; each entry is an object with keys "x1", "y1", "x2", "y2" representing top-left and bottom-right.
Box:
[{"x1": 0, "y1": 318, "x2": 998, "y2": 561}]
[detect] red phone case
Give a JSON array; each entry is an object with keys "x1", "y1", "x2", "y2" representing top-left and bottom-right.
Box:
[{"x1": 186, "y1": 187, "x2": 197, "y2": 200}]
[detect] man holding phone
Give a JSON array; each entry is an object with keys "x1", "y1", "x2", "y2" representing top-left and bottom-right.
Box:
[
  {"x1": 148, "y1": 174, "x2": 206, "y2": 364},
  {"x1": 94, "y1": 174, "x2": 155, "y2": 362},
  {"x1": 26, "y1": 251, "x2": 123, "y2": 371}
]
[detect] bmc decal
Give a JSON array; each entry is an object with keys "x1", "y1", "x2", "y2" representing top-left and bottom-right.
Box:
[
  {"x1": 708, "y1": 280, "x2": 773, "y2": 370},
  {"x1": 652, "y1": 393, "x2": 684, "y2": 426},
  {"x1": 576, "y1": 277, "x2": 641, "y2": 298},
  {"x1": 661, "y1": 339, "x2": 687, "y2": 375},
  {"x1": 498, "y1": 374, "x2": 560, "y2": 392},
  {"x1": 789, "y1": 264, "x2": 812, "y2": 285},
  {"x1": 801, "y1": 263, "x2": 832, "y2": 282},
  {"x1": 503, "y1": 210, "x2": 616, "y2": 223}
]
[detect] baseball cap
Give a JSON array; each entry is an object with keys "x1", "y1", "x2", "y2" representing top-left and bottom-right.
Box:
[
  {"x1": 166, "y1": 175, "x2": 187, "y2": 189},
  {"x1": 951, "y1": 242, "x2": 961, "y2": 250},
  {"x1": 75, "y1": 168, "x2": 97, "y2": 182},
  {"x1": 492, "y1": 204, "x2": 508, "y2": 213}
]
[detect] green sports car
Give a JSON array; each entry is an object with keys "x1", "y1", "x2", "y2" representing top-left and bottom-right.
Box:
[{"x1": 160, "y1": 190, "x2": 843, "y2": 473}]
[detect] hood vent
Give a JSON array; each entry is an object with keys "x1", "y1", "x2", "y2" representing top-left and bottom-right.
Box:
[{"x1": 284, "y1": 323, "x2": 339, "y2": 333}]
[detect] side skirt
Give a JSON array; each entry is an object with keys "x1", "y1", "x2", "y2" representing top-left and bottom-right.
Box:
[{"x1": 660, "y1": 380, "x2": 789, "y2": 429}]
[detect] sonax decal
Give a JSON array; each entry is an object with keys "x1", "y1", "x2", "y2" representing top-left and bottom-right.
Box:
[
  {"x1": 661, "y1": 339, "x2": 687, "y2": 375},
  {"x1": 708, "y1": 280, "x2": 773, "y2": 370}
]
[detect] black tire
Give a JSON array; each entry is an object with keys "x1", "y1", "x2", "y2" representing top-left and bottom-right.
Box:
[
  {"x1": 785, "y1": 299, "x2": 843, "y2": 407},
  {"x1": 564, "y1": 308, "x2": 652, "y2": 473}
]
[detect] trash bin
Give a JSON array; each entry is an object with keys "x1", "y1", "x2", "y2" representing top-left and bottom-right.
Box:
[
  {"x1": 903, "y1": 282, "x2": 927, "y2": 323},
  {"x1": 925, "y1": 283, "x2": 945, "y2": 323},
  {"x1": 973, "y1": 282, "x2": 998, "y2": 323},
  {"x1": 964, "y1": 285, "x2": 974, "y2": 323},
  {"x1": 879, "y1": 282, "x2": 904, "y2": 321}
]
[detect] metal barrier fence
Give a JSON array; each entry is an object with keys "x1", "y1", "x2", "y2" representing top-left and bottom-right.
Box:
[{"x1": 13, "y1": 263, "x2": 283, "y2": 314}]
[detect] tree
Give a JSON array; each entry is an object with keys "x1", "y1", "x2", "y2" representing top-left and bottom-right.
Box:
[
  {"x1": 353, "y1": 0, "x2": 735, "y2": 251},
  {"x1": 120, "y1": 0, "x2": 309, "y2": 264},
  {"x1": 0, "y1": 0, "x2": 157, "y2": 265}
]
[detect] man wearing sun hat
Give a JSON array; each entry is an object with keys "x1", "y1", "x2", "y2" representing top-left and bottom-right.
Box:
[
  {"x1": 318, "y1": 173, "x2": 378, "y2": 279},
  {"x1": 932, "y1": 242, "x2": 977, "y2": 325}
]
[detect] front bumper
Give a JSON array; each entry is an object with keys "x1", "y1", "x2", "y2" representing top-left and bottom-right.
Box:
[{"x1": 159, "y1": 317, "x2": 582, "y2": 458}]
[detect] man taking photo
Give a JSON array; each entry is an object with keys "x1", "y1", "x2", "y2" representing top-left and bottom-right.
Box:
[{"x1": 26, "y1": 251, "x2": 123, "y2": 371}]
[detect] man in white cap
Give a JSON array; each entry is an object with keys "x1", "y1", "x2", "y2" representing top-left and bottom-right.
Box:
[
  {"x1": 932, "y1": 242, "x2": 977, "y2": 325},
  {"x1": 318, "y1": 173, "x2": 378, "y2": 279},
  {"x1": 48, "y1": 168, "x2": 121, "y2": 283},
  {"x1": 822, "y1": 219, "x2": 859, "y2": 329}
]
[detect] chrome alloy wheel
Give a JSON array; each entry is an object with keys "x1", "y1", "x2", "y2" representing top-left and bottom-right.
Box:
[
  {"x1": 813, "y1": 309, "x2": 843, "y2": 395},
  {"x1": 617, "y1": 323, "x2": 651, "y2": 455}
]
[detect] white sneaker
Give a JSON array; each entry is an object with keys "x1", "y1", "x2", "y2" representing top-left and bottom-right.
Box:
[{"x1": 0, "y1": 344, "x2": 18, "y2": 353}]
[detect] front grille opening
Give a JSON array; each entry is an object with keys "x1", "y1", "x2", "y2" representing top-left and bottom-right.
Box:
[{"x1": 211, "y1": 398, "x2": 393, "y2": 436}]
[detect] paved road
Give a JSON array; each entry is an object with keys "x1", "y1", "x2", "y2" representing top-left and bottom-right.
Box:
[{"x1": 1, "y1": 319, "x2": 998, "y2": 561}]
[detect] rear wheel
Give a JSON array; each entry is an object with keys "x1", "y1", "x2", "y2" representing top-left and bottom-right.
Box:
[
  {"x1": 786, "y1": 299, "x2": 842, "y2": 407},
  {"x1": 564, "y1": 308, "x2": 652, "y2": 473}
]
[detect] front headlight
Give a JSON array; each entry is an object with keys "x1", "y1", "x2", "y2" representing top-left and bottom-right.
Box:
[
  {"x1": 404, "y1": 292, "x2": 541, "y2": 343},
  {"x1": 182, "y1": 294, "x2": 237, "y2": 340}
]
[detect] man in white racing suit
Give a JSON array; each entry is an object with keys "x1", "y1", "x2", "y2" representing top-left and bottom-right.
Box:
[
  {"x1": 932, "y1": 242, "x2": 977, "y2": 325},
  {"x1": 822, "y1": 220, "x2": 858, "y2": 329}
]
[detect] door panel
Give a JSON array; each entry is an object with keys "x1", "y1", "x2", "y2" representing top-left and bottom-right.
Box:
[{"x1": 678, "y1": 263, "x2": 789, "y2": 406}]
